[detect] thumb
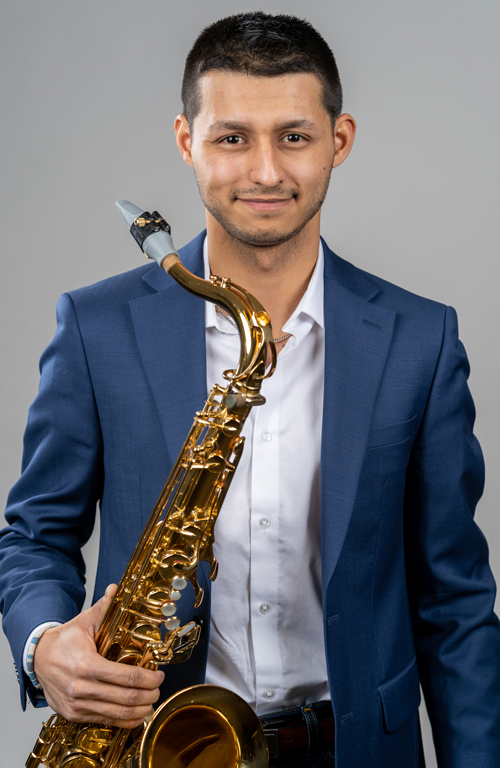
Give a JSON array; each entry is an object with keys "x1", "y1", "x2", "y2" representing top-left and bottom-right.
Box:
[{"x1": 81, "y1": 583, "x2": 118, "y2": 637}]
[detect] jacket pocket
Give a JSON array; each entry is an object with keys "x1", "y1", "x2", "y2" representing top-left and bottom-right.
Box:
[
  {"x1": 378, "y1": 656, "x2": 421, "y2": 733},
  {"x1": 366, "y1": 414, "x2": 418, "y2": 449}
]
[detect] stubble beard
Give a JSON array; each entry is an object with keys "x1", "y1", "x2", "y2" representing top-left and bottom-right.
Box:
[{"x1": 193, "y1": 170, "x2": 333, "y2": 249}]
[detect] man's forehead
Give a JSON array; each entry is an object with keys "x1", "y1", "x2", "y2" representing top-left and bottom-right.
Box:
[
  {"x1": 197, "y1": 69, "x2": 323, "y2": 97},
  {"x1": 193, "y1": 70, "x2": 327, "y2": 129}
]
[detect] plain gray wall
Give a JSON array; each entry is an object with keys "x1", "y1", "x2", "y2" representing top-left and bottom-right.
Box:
[{"x1": 1, "y1": 1, "x2": 499, "y2": 765}]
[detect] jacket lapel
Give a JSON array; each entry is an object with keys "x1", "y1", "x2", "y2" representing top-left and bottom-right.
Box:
[
  {"x1": 129, "y1": 231, "x2": 207, "y2": 471},
  {"x1": 321, "y1": 244, "x2": 396, "y2": 594}
]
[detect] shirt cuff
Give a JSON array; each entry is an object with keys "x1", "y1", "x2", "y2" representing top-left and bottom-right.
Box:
[{"x1": 23, "y1": 622, "x2": 62, "y2": 689}]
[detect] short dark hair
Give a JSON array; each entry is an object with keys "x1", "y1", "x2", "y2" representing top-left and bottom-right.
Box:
[{"x1": 182, "y1": 12, "x2": 343, "y2": 129}]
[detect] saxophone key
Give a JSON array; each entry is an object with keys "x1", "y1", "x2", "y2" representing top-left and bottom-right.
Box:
[
  {"x1": 171, "y1": 576, "x2": 187, "y2": 590},
  {"x1": 164, "y1": 617, "x2": 180, "y2": 630},
  {"x1": 129, "y1": 623, "x2": 162, "y2": 648},
  {"x1": 188, "y1": 572, "x2": 204, "y2": 608},
  {"x1": 208, "y1": 558, "x2": 219, "y2": 581},
  {"x1": 160, "y1": 601, "x2": 177, "y2": 617},
  {"x1": 178, "y1": 621, "x2": 196, "y2": 637},
  {"x1": 75, "y1": 726, "x2": 116, "y2": 754}
]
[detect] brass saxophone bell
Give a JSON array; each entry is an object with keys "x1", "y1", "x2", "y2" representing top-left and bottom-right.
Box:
[{"x1": 136, "y1": 685, "x2": 268, "y2": 768}]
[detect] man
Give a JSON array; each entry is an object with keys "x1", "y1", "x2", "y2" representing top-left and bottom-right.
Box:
[{"x1": 1, "y1": 11, "x2": 499, "y2": 768}]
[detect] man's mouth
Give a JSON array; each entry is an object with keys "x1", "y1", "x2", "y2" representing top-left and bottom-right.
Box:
[{"x1": 236, "y1": 197, "x2": 293, "y2": 212}]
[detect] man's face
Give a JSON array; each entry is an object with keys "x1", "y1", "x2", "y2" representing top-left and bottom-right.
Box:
[{"x1": 177, "y1": 71, "x2": 337, "y2": 247}]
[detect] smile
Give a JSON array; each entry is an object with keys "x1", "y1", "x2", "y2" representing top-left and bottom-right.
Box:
[{"x1": 237, "y1": 198, "x2": 293, "y2": 212}]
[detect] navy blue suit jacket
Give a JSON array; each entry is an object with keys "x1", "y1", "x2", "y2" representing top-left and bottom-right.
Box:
[{"x1": 1, "y1": 234, "x2": 499, "y2": 767}]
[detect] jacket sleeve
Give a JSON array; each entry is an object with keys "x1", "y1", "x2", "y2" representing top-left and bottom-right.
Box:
[
  {"x1": 404, "y1": 306, "x2": 500, "y2": 768},
  {"x1": 0, "y1": 292, "x2": 103, "y2": 708}
]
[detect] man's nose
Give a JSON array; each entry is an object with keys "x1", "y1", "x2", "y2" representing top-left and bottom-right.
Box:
[{"x1": 247, "y1": 141, "x2": 285, "y2": 187}]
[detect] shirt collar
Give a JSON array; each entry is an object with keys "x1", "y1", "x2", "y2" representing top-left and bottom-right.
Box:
[{"x1": 204, "y1": 237, "x2": 324, "y2": 340}]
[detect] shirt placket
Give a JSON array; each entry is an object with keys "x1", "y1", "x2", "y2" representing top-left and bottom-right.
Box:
[{"x1": 249, "y1": 361, "x2": 283, "y2": 712}]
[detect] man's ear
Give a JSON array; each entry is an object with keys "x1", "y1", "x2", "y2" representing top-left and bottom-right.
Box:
[
  {"x1": 175, "y1": 114, "x2": 193, "y2": 167},
  {"x1": 332, "y1": 113, "x2": 356, "y2": 169}
]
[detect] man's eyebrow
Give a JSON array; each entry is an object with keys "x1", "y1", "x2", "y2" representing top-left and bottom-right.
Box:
[
  {"x1": 275, "y1": 119, "x2": 317, "y2": 131},
  {"x1": 207, "y1": 121, "x2": 249, "y2": 132},
  {"x1": 206, "y1": 118, "x2": 318, "y2": 133}
]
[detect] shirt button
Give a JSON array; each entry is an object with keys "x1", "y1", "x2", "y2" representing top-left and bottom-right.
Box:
[
  {"x1": 263, "y1": 689, "x2": 276, "y2": 700},
  {"x1": 259, "y1": 603, "x2": 271, "y2": 615},
  {"x1": 259, "y1": 518, "x2": 271, "y2": 529},
  {"x1": 261, "y1": 431, "x2": 272, "y2": 442}
]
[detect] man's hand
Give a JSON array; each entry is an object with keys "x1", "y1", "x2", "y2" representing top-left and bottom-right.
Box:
[{"x1": 34, "y1": 584, "x2": 165, "y2": 729}]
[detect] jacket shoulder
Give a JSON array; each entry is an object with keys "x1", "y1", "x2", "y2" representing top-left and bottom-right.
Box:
[
  {"x1": 67, "y1": 263, "x2": 156, "y2": 308},
  {"x1": 65, "y1": 231, "x2": 206, "y2": 312},
  {"x1": 323, "y1": 242, "x2": 448, "y2": 320}
]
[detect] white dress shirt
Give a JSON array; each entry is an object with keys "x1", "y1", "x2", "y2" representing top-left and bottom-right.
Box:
[{"x1": 204, "y1": 240, "x2": 330, "y2": 715}]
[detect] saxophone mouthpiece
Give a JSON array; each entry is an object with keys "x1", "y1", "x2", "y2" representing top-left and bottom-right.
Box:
[
  {"x1": 116, "y1": 199, "x2": 145, "y2": 227},
  {"x1": 116, "y1": 199, "x2": 180, "y2": 270}
]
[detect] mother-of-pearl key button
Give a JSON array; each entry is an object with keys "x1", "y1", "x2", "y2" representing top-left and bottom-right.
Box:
[
  {"x1": 161, "y1": 602, "x2": 177, "y2": 617},
  {"x1": 172, "y1": 577, "x2": 187, "y2": 590},
  {"x1": 178, "y1": 621, "x2": 196, "y2": 637},
  {"x1": 165, "y1": 617, "x2": 180, "y2": 630}
]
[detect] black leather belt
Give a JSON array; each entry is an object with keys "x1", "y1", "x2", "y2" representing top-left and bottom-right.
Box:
[{"x1": 259, "y1": 701, "x2": 335, "y2": 761}]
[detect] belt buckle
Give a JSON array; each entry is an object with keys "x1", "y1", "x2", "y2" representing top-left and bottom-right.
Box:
[{"x1": 263, "y1": 728, "x2": 280, "y2": 759}]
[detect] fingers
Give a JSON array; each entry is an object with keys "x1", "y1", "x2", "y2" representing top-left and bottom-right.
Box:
[
  {"x1": 43, "y1": 691, "x2": 153, "y2": 729},
  {"x1": 89, "y1": 654, "x2": 164, "y2": 690},
  {"x1": 44, "y1": 678, "x2": 158, "y2": 729},
  {"x1": 41, "y1": 662, "x2": 163, "y2": 729},
  {"x1": 67, "y1": 673, "x2": 161, "y2": 707},
  {"x1": 43, "y1": 693, "x2": 154, "y2": 729}
]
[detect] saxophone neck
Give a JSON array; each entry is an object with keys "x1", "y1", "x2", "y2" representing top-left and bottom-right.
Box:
[{"x1": 167, "y1": 260, "x2": 276, "y2": 386}]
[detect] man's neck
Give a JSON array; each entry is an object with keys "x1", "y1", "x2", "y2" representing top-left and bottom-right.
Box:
[{"x1": 206, "y1": 213, "x2": 321, "y2": 336}]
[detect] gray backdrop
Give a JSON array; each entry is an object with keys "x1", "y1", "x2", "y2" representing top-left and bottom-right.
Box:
[{"x1": 1, "y1": 1, "x2": 499, "y2": 765}]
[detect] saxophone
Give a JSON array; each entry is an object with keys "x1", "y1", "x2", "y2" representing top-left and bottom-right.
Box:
[{"x1": 26, "y1": 201, "x2": 273, "y2": 768}]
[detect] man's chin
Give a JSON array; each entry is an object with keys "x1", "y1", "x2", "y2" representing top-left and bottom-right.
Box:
[{"x1": 219, "y1": 220, "x2": 304, "y2": 248}]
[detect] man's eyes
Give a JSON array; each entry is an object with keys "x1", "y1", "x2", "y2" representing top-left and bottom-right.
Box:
[{"x1": 218, "y1": 133, "x2": 307, "y2": 145}]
